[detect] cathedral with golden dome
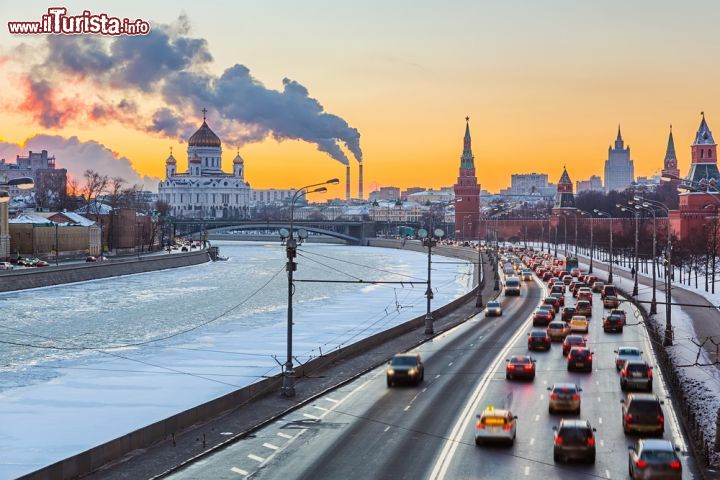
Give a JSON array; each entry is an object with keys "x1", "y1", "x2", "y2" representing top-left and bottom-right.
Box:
[{"x1": 158, "y1": 111, "x2": 294, "y2": 219}]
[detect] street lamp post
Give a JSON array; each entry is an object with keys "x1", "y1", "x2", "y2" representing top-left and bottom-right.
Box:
[
  {"x1": 636, "y1": 203, "x2": 657, "y2": 314},
  {"x1": 419, "y1": 227, "x2": 445, "y2": 334},
  {"x1": 594, "y1": 209, "x2": 613, "y2": 283},
  {"x1": 281, "y1": 178, "x2": 338, "y2": 398},
  {"x1": 618, "y1": 203, "x2": 640, "y2": 296}
]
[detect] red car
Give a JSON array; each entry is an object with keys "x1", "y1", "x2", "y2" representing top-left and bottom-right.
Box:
[
  {"x1": 550, "y1": 292, "x2": 565, "y2": 307},
  {"x1": 562, "y1": 335, "x2": 587, "y2": 355},
  {"x1": 533, "y1": 309, "x2": 554, "y2": 326},
  {"x1": 543, "y1": 297, "x2": 561, "y2": 314},
  {"x1": 506, "y1": 355, "x2": 536, "y2": 381}
]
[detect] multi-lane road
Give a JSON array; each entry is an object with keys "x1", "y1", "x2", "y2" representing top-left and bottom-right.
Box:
[{"x1": 167, "y1": 257, "x2": 700, "y2": 480}]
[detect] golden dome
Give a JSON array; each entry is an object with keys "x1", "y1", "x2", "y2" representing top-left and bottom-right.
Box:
[
  {"x1": 166, "y1": 153, "x2": 176, "y2": 165},
  {"x1": 188, "y1": 120, "x2": 221, "y2": 148},
  {"x1": 233, "y1": 153, "x2": 244, "y2": 164}
]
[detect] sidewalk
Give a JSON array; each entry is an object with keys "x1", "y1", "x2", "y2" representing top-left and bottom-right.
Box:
[{"x1": 83, "y1": 252, "x2": 497, "y2": 480}]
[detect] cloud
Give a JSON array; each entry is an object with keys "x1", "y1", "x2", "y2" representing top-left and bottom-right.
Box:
[
  {"x1": 0, "y1": 135, "x2": 159, "y2": 190},
  {"x1": 12, "y1": 15, "x2": 362, "y2": 165}
]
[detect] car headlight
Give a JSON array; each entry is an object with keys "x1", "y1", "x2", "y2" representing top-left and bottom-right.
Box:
[
  {"x1": 408, "y1": 368, "x2": 417, "y2": 376},
  {"x1": 387, "y1": 368, "x2": 394, "y2": 376}
]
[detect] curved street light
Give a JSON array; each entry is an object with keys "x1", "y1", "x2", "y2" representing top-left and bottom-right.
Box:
[{"x1": 281, "y1": 177, "x2": 338, "y2": 398}]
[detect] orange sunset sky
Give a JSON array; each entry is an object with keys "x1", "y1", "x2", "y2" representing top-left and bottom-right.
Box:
[{"x1": 1, "y1": 0, "x2": 719, "y2": 199}]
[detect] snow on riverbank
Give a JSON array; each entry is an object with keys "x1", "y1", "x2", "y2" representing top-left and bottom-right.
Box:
[{"x1": 0, "y1": 242, "x2": 472, "y2": 478}]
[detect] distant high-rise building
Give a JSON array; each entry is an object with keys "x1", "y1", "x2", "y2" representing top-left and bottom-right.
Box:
[
  {"x1": 576, "y1": 175, "x2": 602, "y2": 193},
  {"x1": 660, "y1": 125, "x2": 680, "y2": 184},
  {"x1": 604, "y1": 125, "x2": 635, "y2": 192},
  {"x1": 453, "y1": 117, "x2": 480, "y2": 240},
  {"x1": 368, "y1": 186, "x2": 401, "y2": 201},
  {"x1": 508, "y1": 173, "x2": 549, "y2": 195}
]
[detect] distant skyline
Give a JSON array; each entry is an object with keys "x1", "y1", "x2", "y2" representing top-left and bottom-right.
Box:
[{"x1": 1, "y1": 1, "x2": 719, "y2": 197}]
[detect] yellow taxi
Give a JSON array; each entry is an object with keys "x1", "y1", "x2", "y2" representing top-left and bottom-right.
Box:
[
  {"x1": 569, "y1": 315, "x2": 589, "y2": 333},
  {"x1": 475, "y1": 406, "x2": 517, "y2": 445}
]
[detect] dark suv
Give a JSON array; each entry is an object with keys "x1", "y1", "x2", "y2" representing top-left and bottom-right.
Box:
[
  {"x1": 386, "y1": 353, "x2": 424, "y2": 387},
  {"x1": 567, "y1": 347, "x2": 593, "y2": 372},
  {"x1": 528, "y1": 330, "x2": 551, "y2": 351},
  {"x1": 621, "y1": 393, "x2": 665, "y2": 436},
  {"x1": 603, "y1": 313, "x2": 625, "y2": 333},
  {"x1": 620, "y1": 360, "x2": 653, "y2": 391},
  {"x1": 553, "y1": 419, "x2": 596, "y2": 463}
]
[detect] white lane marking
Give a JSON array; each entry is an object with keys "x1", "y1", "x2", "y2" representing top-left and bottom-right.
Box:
[
  {"x1": 324, "y1": 397, "x2": 339, "y2": 403},
  {"x1": 314, "y1": 406, "x2": 329, "y2": 412},
  {"x1": 262, "y1": 442, "x2": 279, "y2": 450},
  {"x1": 543, "y1": 379, "x2": 548, "y2": 384},
  {"x1": 470, "y1": 343, "x2": 474, "y2": 347},
  {"x1": 596, "y1": 380, "x2": 599, "y2": 385},
  {"x1": 404, "y1": 406, "x2": 410, "y2": 411},
  {"x1": 428, "y1": 276, "x2": 543, "y2": 480},
  {"x1": 524, "y1": 466, "x2": 530, "y2": 476},
  {"x1": 534, "y1": 414, "x2": 540, "y2": 422},
  {"x1": 422, "y1": 388, "x2": 427, "y2": 392},
  {"x1": 529, "y1": 437, "x2": 535, "y2": 446},
  {"x1": 231, "y1": 467, "x2": 249, "y2": 476},
  {"x1": 606, "y1": 469, "x2": 611, "y2": 479},
  {"x1": 248, "y1": 454, "x2": 265, "y2": 463},
  {"x1": 384, "y1": 426, "x2": 390, "y2": 432},
  {"x1": 598, "y1": 417, "x2": 603, "y2": 424},
  {"x1": 600, "y1": 439, "x2": 605, "y2": 447},
  {"x1": 435, "y1": 374, "x2": 441, "y2": 379},
  {"x1": 598, "y1": 396, "x2": 602, "y2": 402},
  {"x1": 277, "y1": 432, "x2": 292, "y2": 439},
  {"x1": 448, "y1": 362, "x2": 454, "y2": 367},
  {"x1": 539, "y1": 394, "x2": 544, "y2": 400},
  {"x1": 303, "y1": 413, "x2": 319, "y2": 420}
]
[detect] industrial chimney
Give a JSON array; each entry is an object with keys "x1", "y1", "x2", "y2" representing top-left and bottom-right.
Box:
[
  {"x1": 358, "y1": 162, "x2": 364, "y2": 200},
  {"x1": 346, "y1": 165, "x2": 351, "y2": 202}
]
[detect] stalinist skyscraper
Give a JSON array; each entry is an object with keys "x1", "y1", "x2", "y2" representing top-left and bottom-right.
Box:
[{"x1": 604, "y1": 125, "x2": 635, "y2": 192}]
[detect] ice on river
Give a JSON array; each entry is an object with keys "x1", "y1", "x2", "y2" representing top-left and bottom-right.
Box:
[{"x1": 0, "y1": 242, "x2": 472, "y2": 478}]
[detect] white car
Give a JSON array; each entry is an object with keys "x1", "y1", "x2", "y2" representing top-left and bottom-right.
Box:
[
  {"x1": 0, "y1": 261, "x2": 13, "y2": 270},
  {"x1": 614, "y1": 346, "x2": 643, "y2": 370},
  {"x1": 475, "y1": 406, "x2": 517, "y2": 445},
  {"x1": 485, "y1": 301, "x2": 502, "y2": 317}
]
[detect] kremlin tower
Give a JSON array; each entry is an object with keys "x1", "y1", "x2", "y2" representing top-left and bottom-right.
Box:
[
  {"x1": 660, "y1": 125, "x2": 680, "y2": 184},
  {"x1": 453, "y1": 117, "x2": 481, "y2": 240}
]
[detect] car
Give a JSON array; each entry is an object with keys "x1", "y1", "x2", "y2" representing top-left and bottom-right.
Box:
[
  {"x1": 547, "y1": 320, "x2": 570, "y2": 341},
  {"x1": 532, "y1": 309, "x2": 554, "y2": 326},
  {"x1": 86, "y1": 256, "x2": 97, "y2": 262},
  {"x1": 577, "y1": 290, "x2": 593, "y2": 304},
  {"x1": 32, "y1": 258, "x2": 50, "y2": 267},
  {"x1": 0, "y1": 261, "x2": 13, "y2": 270},
  {"x1": 528, "y1": 330, "x2": 552, "y2": 351},
  {"x1": 622, "y1": 393, "x2": 665, "y2": 436},
  {"x1": 485, "y1": 301, "x2": 503, "y2": 317},
  {"x1": 521, "y1": 270, "x2": 533, "y2": 281},
  {"x1": 562, "y1": 274, "x2": 573, "y2": 285},
  {"x1": 603, "y1": 313, "x2": 625, "y2": 333},
  {"x1": 621, "y1": 360, "x2": 653, "y2": 391},
  {"x1": 550, "y1": 284, "x2": 565, "y2": 295},
  {"x1": 561, "y1": 306, "x2": 577, "y2": 321},
  {"x1": 575, "y1": 300, "x2": 592, "y2": 317},
  {"x1": 548, "y1": 382, "x2": 582, "y2": 414},
  {"x1": 543, "y1": 296, "x2": 561, "y2": 314},
  {"x1": 567, "y1": 347, "x2": 593, "y2": 372},
  {"x1": 562, "y1": 334, "x2": 587, "y2": 355},
  {"x1": 571, "y1": 282, "x2": 587, "y2": 296},
  {"x1": 505, "y1": 355, "x2": 536, "y2": 380},
  {"x1": 386, "y1": 353, "x2": 424, "y2": 386},
  {"x1": 603, "y1": 295, "x2": 621, "y2": 309},
  {"x1": 550, "y1": 292, "x2": 565, "y2": 307},
  {"x1": 542, "y1": 271, "x2": 553, "y2": 281},
  {"x1": 601, "y1": 284, "x2": 618, "y2": 299},
  {"x1": 591, "y1": 281, "x2": 605, "y2": 293},
  {"x1": 570, "y1": 267, "x2": 581, "y2": 277},
  {"x1": 569, "y1": 316, "x2": 589, "y2": 333},
  {"x1": 610, "y1": 309, "x2": 627, "y2": 324},
  {"x1": 628, "y1": 439, "x2": 681, "y2": 479},
  {"x1": 504, "y1": 276, "x2": 521, "y2": 296},
  {"x1": 538, "y1": 304, "x2": 556, "y2": 317},
  {"x1": 615, "y1": 347, "x2": 643, "y2": 370},
  {"x1": 475, "y1": 406, "x2": 517, "y2": 445},
  {"x1": 553, "y1": 419, "x2": 596, "y2": 463}
]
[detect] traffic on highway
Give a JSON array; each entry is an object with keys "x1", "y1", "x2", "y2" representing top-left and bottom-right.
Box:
[{"x1": 168, "y1": 245, "x2": 699, "y2": 480}]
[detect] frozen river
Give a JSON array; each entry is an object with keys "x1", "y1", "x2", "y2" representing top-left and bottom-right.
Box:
[{"x1": 0, "y1": 241, "x2": 472, "y2": 478}]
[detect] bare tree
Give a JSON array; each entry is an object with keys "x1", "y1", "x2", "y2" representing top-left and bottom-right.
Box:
[{"x1": 82, "y1": 170, "x2": 109, "y2": 215}]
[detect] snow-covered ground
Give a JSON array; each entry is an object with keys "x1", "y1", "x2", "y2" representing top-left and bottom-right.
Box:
[{"x1": 0, "y1": 241, "x2": 472, "y2": 478}]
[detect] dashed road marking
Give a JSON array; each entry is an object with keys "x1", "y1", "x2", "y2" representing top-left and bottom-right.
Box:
[
  {"x1": 262, "y1": 442, "x2": 279, "y2": 451},
  {"x1": 384, "y1": 426, "x2": 391, "y2": 432},
  {"x1": 598, "y1": 396, "x2": 602, "y2": 402},
  {"x1": 606, "y1": 469, "x2": 611, "y2": 479},
  {"x1": 422, "y1": 388, "x2": 427, "y2": 392},
  {"x1": 231, "y1": 466, "x2": 249, "y2": 475},
  {"x1": 325, "y1": 397, "x2": 339, "y2": 403},
  {"x1": 529, "y1": 437, "x2": 535, "y2": 446},
  {"x1": 600, "y1": 439, "x2": 605, "y2": 447},
  {"x1": 524, "y1": 466, "x2": 530, "y2": 476},
  {"x1": 598, "y1": 417, "x2": 603, "y2": 424},
  {"x1": 404, "y1": 406, "x2": 410, "y2": 411},
  {"x1": 539, "y1": 394, "x2": 544, "y2": 400},
  {"x1": 303, "y1": 413, "x2": 319, "y2": 420},
  {"x1": 435, "y1": 374, "x2": 441, "y2": 379},
  {"x1": 448, "y1": 362, "x2": 454, "y2": 367},
  {"x1": 248, "y1": 454, "x2": 265, "y2": 463},
  {"x1": 543, "y1": 380, "x2": 548, "y2": 384},
  {"x1": 314, "y1": 405, "x2": 329, "y2": 412},
  {"x1": 277, "y1": 432, "x2": 292, "y2": 439},
  {"x1": 535, "y1": 414, "x2": 540, "y2": 422}
]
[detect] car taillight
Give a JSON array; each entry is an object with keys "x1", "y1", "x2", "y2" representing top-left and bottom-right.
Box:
[
  {"x1": 555, "y1": 436, "x2": 562, "y2": 445},
  {"x1": 587, "y1": 355, "x2": 593, "y2": 361},
  {"x1": 647, "y1": 369, "x2": 653, "y2": 378},
  {"x1": 658, "y1": 416, "x2": 665, "y2": 424},
  {"x1": 567, "y1": 354, "x2": 572, "y2": 360},
  {"x1": 507, "y1": 364, "x2": 516, "y2": 370},
  {"x1": 670, "y1": 461, "x2": 681, "y2": 469},
  {"x1": 503, "y1": 424, "x2": 512, "y2": 430},
  {"x1": 636, "y1": 460, "x2": 648, "y2": 468},
  {"x1": 524, "y1": 365, "x2": 533, "y2": 371},
  {"x1": 545, "y1": 337, "x2": 550, "y2": 342},
  {"x1": 587, "y1": 437, "x2": 595, "y2": 447},
  {"x1": 476, "y1": 421, "x2": 484, "y2": 429},
  {"x1": 550, "y1": 393, "x2": 558, "y2": 399},
  {"x1": 625, "y1": 414, "x2": 633, "y2": 422},
  {"x1": 572, "y1": 394, "x2": 580, "y2": 400}
]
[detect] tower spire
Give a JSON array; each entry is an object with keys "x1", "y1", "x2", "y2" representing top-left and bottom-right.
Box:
[
  {"x1": 460, "y1": 116, "x2": 474, "y2": 170},
  {"x1": 202, "y1": 108, "x2": 207, "y2": 122},
  {"x1": 617, "y1": 124, "x2": 622, "y2": 141}
]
